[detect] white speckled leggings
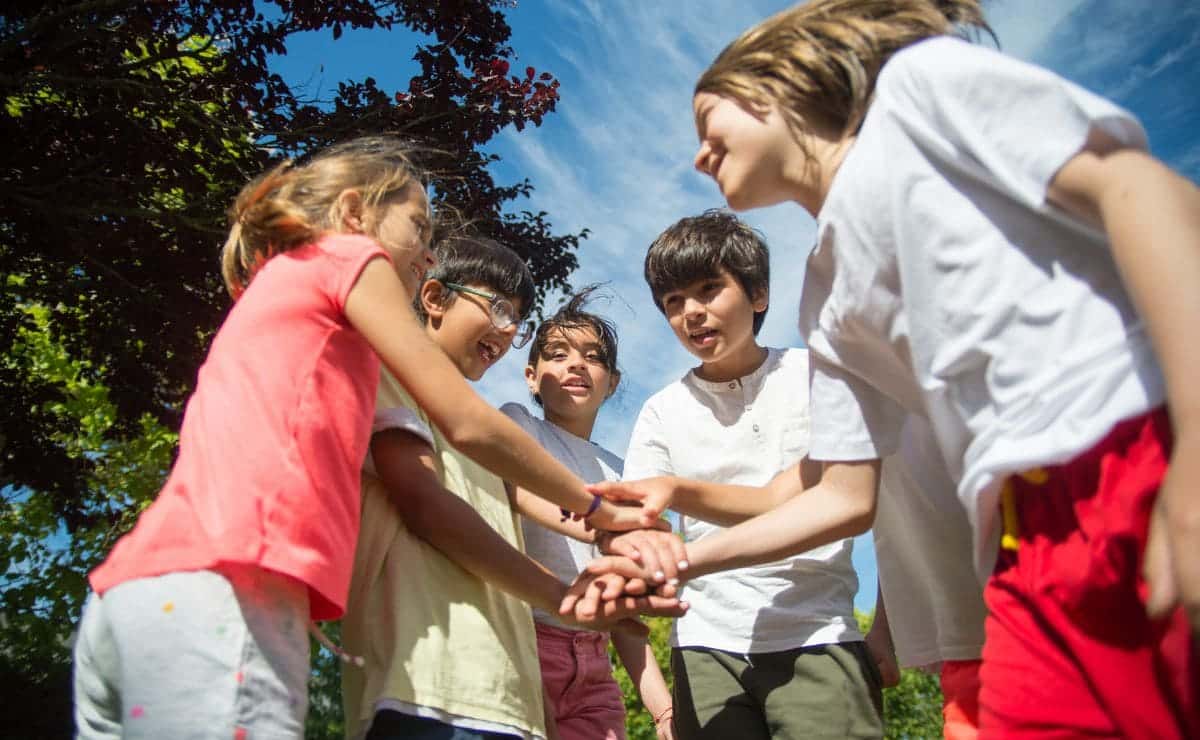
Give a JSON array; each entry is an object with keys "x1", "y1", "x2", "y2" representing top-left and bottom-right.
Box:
[{"x1": 73, "y1": 564, "x2": 310, "y2": 740}]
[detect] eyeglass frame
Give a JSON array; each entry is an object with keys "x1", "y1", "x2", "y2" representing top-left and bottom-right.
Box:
[{"x1": 442, "y1": 282, "x2": 535, "y2": 349}]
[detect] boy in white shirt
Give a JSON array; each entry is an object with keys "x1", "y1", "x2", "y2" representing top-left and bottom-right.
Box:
[{"x1": 623, "y1": 211, "x2": 881, "y2": 739}]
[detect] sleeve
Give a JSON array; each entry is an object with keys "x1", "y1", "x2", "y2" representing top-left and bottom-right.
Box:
[
  {"x1": 807, "y1": 353, "x2": 902, "y2": 462},
  {"x1": 361, "y1": 404, "x2": 434, "y2": 478},
  {"x1": 877, "y1": 37, "x2": 1147, "y2": 208},
  {"x1": 621, "y1": 396, "x2": 674, "y2": 481},
  {"x1": 324, "y1": 233, "x2": 392, "y2": 313},
  {"x1": 499, "y1": 401, "x2": 537, "y2": 434}
]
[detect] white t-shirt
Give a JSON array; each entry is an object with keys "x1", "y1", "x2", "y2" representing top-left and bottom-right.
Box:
[
  {"x1": 500, "y1": 402, "x2": 624, "y2": 629},
  {"x1": 876, "y1": 415, "x2": 987, "y2": 668},
  {"x1": 624, "y1": 348, "x2": 861, "y2": 654},
  {"x1": 801, "y1": 37, "x2": 1161, "y2": 577}
]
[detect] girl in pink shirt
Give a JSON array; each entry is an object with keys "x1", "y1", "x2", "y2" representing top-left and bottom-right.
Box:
[{"x1": 73, "y1": 136, "x2": 652, "y2": 739}]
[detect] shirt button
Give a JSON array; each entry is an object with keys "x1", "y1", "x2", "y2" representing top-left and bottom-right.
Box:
[
  {"x1": 752, "y1": 424, "x2": 760, "y2": 432},
  {"x1": 728, "y1": 383, "x2": 736, "y2": 390}
]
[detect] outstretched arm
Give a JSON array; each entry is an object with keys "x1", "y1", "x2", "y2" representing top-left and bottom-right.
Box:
[
  {"x1": 587, "y1": 460, "x2": 879, "y2": 584},
  {"x1": 1049, "y1": 133, "x2": 1200, "y2": 631},
  {"x1": 590, "y1": 457, "x2": 822, "y2": 526},
  {"x1": 373, "y1": 428, "x2": 684, "y2": 629}
]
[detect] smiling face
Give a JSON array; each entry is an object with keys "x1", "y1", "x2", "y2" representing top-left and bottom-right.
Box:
[
  {"x1": 525, "y1": 326, "x2": 618, "y2": 433},
  {"x1": 422, "y1": 280, "x2": 520, "y2": 382},
  {"x1": 661, "y1": 268, "x2": 768, "y2": 380},
  {"x1": 364, "y1": 181, "x2": 436, "y2": 296}
]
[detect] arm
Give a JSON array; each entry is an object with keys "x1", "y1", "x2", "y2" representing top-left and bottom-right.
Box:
[
  {"x1": 590, "y1": 457, "x2": 823, "y2": 526},
  {"x1": 373, "y1": 428, "x2": 566, "y2": 615},
  {"x1": 510, "y1": 483, "x2": 598, "y2": 543},
  {"x1": 345, "y1": 260, "x2": 650, "y2": 531},
  {"x1": 611, "y1": 631, "x2": 675, "y2": 740},
  {"x1": 865, "y1": 583, "x2": 901, "y2": 688},
  {"x1": 589, "y1": 460, "x2": 879, "y2": 584},
  {"x1": 1047, "y1": 134, "x2": 1200, "y2": 629},
  {"x1": 375, "y1": 428, "x2": 685, "y2": 628}
]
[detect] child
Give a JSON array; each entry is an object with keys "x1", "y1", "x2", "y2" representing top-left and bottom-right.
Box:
[
  {"x1": 72, "y1": 136, "x2": 650, "y2": 738},
  {"x1": 622, "y1": 210, "x2": 882, "y2": 739},
  {"x1": 500, "y1": 288, "x2": 676, "y2": 740},
  {"x1": 604, "y1": 1, "x2": 1200, "y2": 737},
  {"x1": 342, "y1": 239, "x2": 682, "y2": 740}
]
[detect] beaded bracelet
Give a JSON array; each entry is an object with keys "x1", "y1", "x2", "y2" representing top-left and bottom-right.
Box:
[{"x1": 560, "y1": 493, "x2": 603, "y2": 522}]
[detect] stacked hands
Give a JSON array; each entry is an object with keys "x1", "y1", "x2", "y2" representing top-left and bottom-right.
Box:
[{"x1": 557, "y1": 478, "x2": 689, "y2": 636}]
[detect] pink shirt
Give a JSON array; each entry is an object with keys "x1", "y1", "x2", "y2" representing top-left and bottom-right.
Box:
[{"x1": 89, "y1": 233, "x2": 387, "y2": 619}]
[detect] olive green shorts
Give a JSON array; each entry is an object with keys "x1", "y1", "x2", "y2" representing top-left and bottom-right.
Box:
[{"x1": 671, "y1": 641, "x2": 883, "y2": 740}]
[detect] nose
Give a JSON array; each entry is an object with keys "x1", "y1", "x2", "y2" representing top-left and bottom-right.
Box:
[
  {"x1": 683, "y1": 296, "x2": 705, "y2": 320},
  {"x1": 422, "y1": 244, "x2": 437, "y2": 270},
  {"x1": 693, "y1": 142, "x2": 710, "y2": 175}
]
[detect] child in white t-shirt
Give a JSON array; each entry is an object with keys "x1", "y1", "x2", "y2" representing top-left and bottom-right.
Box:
[
  {"x1": 622, "y1": 211, "x2": 882, "y2": 739},
  {"x1": 600, "y1": 1, "x2": 1199, "y2": 737},
  {"x1": 502, "y1": 287, "x2": 676, "y2": 740}
]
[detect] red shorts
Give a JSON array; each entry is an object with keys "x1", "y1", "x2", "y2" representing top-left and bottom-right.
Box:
[
  {"x1": 942, "y1": 659, "x2": 981, "y2": 740},
  {"x1": 535, "y1": 622, "x2": 626, "y2": 740},
  {"x1": 980, "y1": 408, "x2": 1198, "y2": 739}
]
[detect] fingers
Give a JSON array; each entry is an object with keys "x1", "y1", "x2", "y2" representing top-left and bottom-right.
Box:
[
  {"x1": 1144, "y1": 497, "x2": 1178, "y2": 619},
  {"x1": 586, "y1": 555, "x2": 655, "y2": 581},
  {"x1": 588, "y1": 480, "x2": 646, "y2": 504}
]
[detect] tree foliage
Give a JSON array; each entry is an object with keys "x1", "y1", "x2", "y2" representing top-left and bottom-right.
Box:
[
  {"x1": 0, "y1": 0, "x2": 585, "y2": 533},
  {"x1": 1, "y1": 2, "x2": 584, "y2": 737}
]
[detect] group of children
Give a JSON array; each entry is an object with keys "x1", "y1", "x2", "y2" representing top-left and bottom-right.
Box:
[{"x1": 72, "y1": 0, "x2": 1198, "y2": 738}]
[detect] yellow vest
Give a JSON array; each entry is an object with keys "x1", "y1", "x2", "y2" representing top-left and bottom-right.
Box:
[{"x1": 341, "y1": 371, "x2": 544, "y2": 739}]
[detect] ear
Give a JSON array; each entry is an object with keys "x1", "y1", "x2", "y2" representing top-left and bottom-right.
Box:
[
  {"x1": 605, "y1": 369, "x2": 621, "y2": 399},
  {"x1": 419, "y1": 279, "x2": 449, "y2": 320},
  {"x1": 524, "y1": 364, "x2": 538, "y2": 395},
  {"x1": 336, "y1": 189, "x2": 366, "y2": 234},
  {"x1": 750, "y1": 287, "x2": 769, "y2": 314}
]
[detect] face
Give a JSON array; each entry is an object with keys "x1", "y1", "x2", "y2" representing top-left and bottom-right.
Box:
[
  {"x1": 364, "y1": 181, "x2": 436, "y2": 296},
  {"x1": 660, "y1": 269, "x2": 767, "y2": 368},
  {"x1": 424, "y1": 281, "x2": 521, "y2": 382},
  {"x1": 692, "y1": 92, "x2": 811, "y2": 212},
  {"x1": 525, "y1": 326, "x2": 618, "y2": 425}
]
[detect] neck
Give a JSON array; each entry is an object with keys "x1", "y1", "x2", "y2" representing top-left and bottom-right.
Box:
[
  {"x1": 544, "y1": 407, "x2": 596, "y2": 441},
  {"x1": 696, "y1": 342, "x2": 769, "y2": 384}
]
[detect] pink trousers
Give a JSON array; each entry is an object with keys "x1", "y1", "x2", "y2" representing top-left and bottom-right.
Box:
[{"x1": 535, "y1": 622, "x2": 626, "y2": 740}]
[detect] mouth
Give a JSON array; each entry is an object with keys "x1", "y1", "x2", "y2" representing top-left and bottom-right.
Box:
[
  {"x1": 688, "y1": 327, "x2": 718, "y2": 347},
  {"x1": 560, "y1": 376, "x2": 592, "y2": 394},
  {"x1": 477, "y1": 338, "x2": 501, "y2": 366}
]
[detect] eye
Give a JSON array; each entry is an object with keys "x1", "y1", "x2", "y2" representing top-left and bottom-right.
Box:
[
  {"x1": 586, "y1": 352, "x2": 604, "y2": 363},
  {"x1": 551, "y1": 351, "x2": 568, "y2": 360}
]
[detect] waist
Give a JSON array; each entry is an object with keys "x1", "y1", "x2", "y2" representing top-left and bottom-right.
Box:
[{"x1": 535, "y1": 622, "x2": 610, "y2": 655}]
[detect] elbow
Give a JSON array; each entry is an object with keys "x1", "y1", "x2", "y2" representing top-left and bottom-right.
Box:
[{"x1": 844, "y1": 493, "x2": 876, "y2": 537}]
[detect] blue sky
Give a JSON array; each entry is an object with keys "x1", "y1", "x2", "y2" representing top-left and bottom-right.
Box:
[{"x1": 271, "y1": 0, "x2": 1200, "y2": 611}]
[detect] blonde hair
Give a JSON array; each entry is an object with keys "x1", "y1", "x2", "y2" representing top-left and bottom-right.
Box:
[
  {"x1": 221, "y1": 136, "x2": 426, "y2": 299},
  {"x1": 696, "y1": 0, "x2": 991, "y2": 151}
]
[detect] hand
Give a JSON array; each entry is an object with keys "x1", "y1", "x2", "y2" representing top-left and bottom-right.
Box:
[
  {"x1": 559, "y1": 569, "x2": 687, "y2": 630},
  {"x1": 865, "y1": 621, "x2": 900, "y2": 688},
  {"x1": 589, "y1": 477, "x2": 678, "y2": 523},
  {"x1": 1144, "y1": 435, "x2": 1200, "y2": 636},
  {"x1": 589, "y1": 498, "x2": 670, "y2": 532},
  {"x1": 654, "y1": 709, "x2": 676, "y2": 740},
  {"x1": 597, "y1": 529, "x2": 688, "y2": 586}
]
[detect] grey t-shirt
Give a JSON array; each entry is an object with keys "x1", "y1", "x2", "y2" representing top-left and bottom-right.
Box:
[{"x1": 499, "y1": 402, "x2": 623, "y2": 629}]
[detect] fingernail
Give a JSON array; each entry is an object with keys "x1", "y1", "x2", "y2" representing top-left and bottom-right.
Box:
[
  {"x1": 678, "y1": 560, "x2": 689, "y2": 570},
  {"x1": 654, "y1": 570, "x2": 665, "y2": 582},
  {"x1": 667, "y1": 578, "x2": 679, "y2": 586}
]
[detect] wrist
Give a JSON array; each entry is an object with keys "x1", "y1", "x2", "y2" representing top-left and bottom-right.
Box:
[{"x1": 561, "y1": 493, "x2": 603, "y2": 523}]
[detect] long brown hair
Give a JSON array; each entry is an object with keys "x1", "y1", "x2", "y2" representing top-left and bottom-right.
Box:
[
  {"x1": 696, "y1": 0, "x2": 992, "y2": 153},
  {"x1": 220, "y1": 136, "x2": 425, "y2": 299}
]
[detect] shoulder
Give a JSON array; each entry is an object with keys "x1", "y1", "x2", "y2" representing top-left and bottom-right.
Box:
[
  {"x1": 499, "y1": 401, "x2": 534, "y2": 425},
  {"x1": 315, "y1": 232, "x2": 387, "y2": 259},
  {"x1": 771, "y1": 347, "x2": 810, "y2": 375},
  {"x1": 879, "y1": 36, "x2": 994, "y2": 89}
]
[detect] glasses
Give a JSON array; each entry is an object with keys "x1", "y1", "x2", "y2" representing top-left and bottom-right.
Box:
[{"x1": 443, "y1": 282, "x2": 535, "y2": 349}]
